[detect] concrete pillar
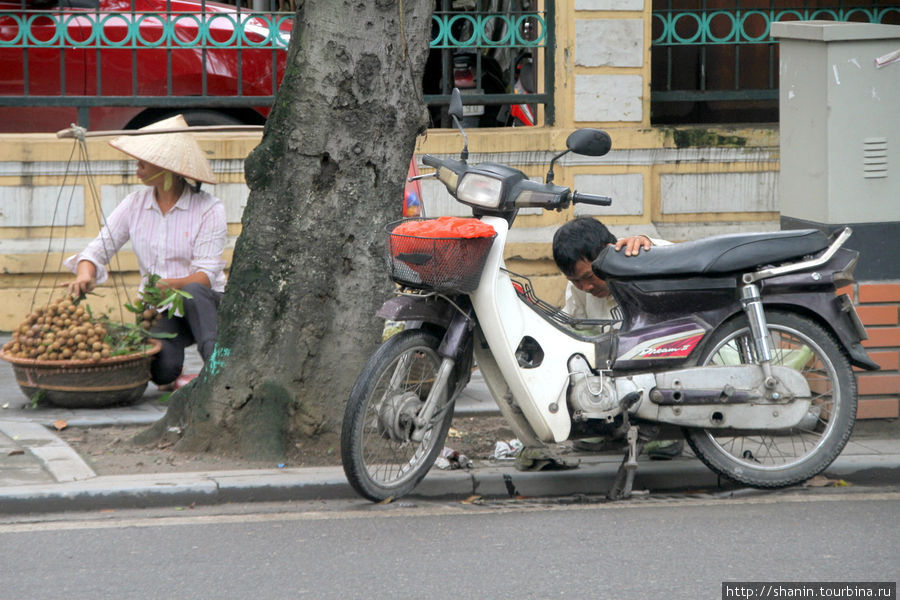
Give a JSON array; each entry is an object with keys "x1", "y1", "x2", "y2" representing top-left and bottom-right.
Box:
[{"x1": 773, "y1": 21, "x2": 900, "y2": 280}]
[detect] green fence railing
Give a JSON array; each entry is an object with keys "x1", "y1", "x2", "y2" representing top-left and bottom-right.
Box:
[
  {"x1": 0, "y1": 0, "x2": 553, "y2": 130},
  {"x1": 651, "y1": 2, "x2": 900, "y2": 122},
  {"x1": 424, "y1": 1, "x2": 553, "y2": 127},
  {"x1": 653, "y1": 5, "x2": 899, "y2": 46}
]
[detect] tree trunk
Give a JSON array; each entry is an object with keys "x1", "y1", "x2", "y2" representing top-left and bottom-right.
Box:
[{"x1": 138, "y1": 0, "x2": 433, "y2": 460}]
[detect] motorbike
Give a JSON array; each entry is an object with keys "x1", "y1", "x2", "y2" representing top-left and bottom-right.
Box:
[
  {"x1": 452, "y1": 51, "x2": 536, "y2": 128},
  {"x1": 340, "y1": 89, "x2": 879, "y2": 502}
]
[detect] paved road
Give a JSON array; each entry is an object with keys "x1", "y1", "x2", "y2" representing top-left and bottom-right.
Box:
[{"x1": 1, "y1": 490, "x2": 897, "y2": 600}]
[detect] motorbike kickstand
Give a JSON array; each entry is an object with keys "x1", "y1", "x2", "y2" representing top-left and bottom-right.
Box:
[
  {"x1": 607, "y1": 425, "x2": 643, "y2": 501},
  {"x1": 607, "y1": 392, "x2": 647, "y2": 501}
]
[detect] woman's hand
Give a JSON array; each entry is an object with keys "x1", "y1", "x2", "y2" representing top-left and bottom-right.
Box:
[{"x1": 64, "y1": 260, "x2": 97, "y2": 297}]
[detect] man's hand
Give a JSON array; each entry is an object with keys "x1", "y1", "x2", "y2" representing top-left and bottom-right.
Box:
[{"x1": 614, "y1": 235, "x2": 652, "y2": 257}]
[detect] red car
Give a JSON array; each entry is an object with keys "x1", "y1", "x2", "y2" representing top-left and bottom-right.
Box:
[{"x1": 0, "y1": 0, "x2": 291, "y2": 132}]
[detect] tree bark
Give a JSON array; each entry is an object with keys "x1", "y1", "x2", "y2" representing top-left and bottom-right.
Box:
[{"x1": 138, "y1": 0, "x2": 433, "y2": 460}]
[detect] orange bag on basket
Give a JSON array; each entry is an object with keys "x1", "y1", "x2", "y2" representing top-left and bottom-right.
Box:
[
  {"x1": 391, "y1": 217, "x2": 495, "y2": 257},
  {"x1": 393, "y1": 216, "x2": 495, "y2": 239}
]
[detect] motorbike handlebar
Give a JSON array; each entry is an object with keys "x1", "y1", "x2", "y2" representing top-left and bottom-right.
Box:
[
  {"x1": 570, "y1": 191, "x2": 612, "y2": 206},
  {"x1": 421, "y1": 154, "x2": 442, "y2": 168}
]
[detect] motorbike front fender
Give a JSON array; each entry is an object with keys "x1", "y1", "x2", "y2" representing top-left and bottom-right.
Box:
[
  {"x1": 377, "y1": 295, "x2": 456, "y2": 330},
  {"x1": 378, "y1": 294, "x2": 474, "y2": 365}
]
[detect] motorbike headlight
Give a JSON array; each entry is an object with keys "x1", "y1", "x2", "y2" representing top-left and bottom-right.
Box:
[{"x1": 456, "y1": 173, "x2": 503, "y2": 208}]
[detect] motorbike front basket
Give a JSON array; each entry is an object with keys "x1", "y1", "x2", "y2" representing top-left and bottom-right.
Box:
[{"x1": 385, "y1": 219, "x2": 496, "y2": 294}]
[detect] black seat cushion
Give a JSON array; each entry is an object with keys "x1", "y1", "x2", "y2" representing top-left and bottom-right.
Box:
[{"x1": 594, "y1": 229, "x2": 829, "y2": 278}]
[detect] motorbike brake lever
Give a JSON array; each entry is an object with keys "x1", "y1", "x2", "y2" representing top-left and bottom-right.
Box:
[{"x1": 408, "y1": 173, "x2": 437, "y2": 182}]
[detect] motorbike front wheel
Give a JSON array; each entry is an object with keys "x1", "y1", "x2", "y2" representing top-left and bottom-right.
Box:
[
  {"x1": 685, "y1": 310, "x2": 857, "y2": 488},
  {"x1": 341, "y1": 329, "x2": 456, "y2": 502}
]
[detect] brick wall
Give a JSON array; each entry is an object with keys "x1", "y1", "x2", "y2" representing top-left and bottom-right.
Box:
[{"x1": 852, "y1": 282, "x2": 900, "y2": 419}]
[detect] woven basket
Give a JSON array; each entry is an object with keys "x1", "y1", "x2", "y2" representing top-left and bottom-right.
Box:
[{"x1": 0, "y1": 339, "x2": 162, "y2": 408}]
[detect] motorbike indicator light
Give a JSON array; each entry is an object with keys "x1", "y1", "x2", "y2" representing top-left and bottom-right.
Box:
[{"x1": 457, "y1": 173, "x2": 503, "y2": 208}]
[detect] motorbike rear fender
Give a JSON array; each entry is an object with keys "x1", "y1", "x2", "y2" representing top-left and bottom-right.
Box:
[
  {"x1": 757, "y1": 247, "x2": 878, "y2": 370},
  {"x1": 762, "y1": 295, "x2": 879, "y2": 371}
]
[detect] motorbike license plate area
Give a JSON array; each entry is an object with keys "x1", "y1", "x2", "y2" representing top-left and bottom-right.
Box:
[
  {"x1": 839, "y1": 294, "x2": 868, "y2": 340},
  {"x1": 461, "y1": 89, "x2": 486, "y2": 116}
]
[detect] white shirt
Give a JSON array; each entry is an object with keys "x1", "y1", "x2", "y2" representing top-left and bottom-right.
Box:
[
  {"x1": 564, "y1": 285, "x2": 620, "y2": 321},
  {"x1": 65, "y1": 186, "x2": 227, "y2": 292},
  {"x1": 563, "y1": 237, "x2": 671, "y2": 321}
]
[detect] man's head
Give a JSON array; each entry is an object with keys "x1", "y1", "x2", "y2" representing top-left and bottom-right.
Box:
[{"x1": 552, "y1": 217, "x2": 617, "y2": 298}]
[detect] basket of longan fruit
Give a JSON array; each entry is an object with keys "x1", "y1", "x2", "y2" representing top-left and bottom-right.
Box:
[{"x1": 0, "y1": 294, "x2": 162, "y2": 408}]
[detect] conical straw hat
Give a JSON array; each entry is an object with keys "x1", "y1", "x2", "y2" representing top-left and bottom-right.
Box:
[{"x1": 109, "y1": 114, "x2": 217, "y2": 184}]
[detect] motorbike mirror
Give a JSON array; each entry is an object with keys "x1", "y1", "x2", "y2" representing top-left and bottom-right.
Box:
[
  {"x1": 547, "y1": 129, "x2": 613, "y2": 184},
  {"x1": 448, "y1": 88, "x2": 469, "y2": 162},
  {"x1": 449, "y1": 88, "x2": 464, "y2": 121},
  {"x1": 566, "y1": 129, "x2": 612, "y2": 157}
]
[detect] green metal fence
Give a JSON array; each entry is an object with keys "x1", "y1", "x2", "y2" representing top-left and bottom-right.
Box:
[
  {"x1": 426, "y1": 0, "x2": 553, "y2": 126},
  {"x1": 651, "y1": 1, "x2": 900, "y2": 122},
  {"x1": 0, "y1": 0, "x2": 553, "y2": 130},
  {"x1": 0, "y1": 1, "x2": 291, "y2": 126}
]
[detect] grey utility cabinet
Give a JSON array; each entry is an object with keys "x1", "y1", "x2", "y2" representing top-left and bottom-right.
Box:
[{"x1": 773, "y1": 21, "x2": 899, "y2": 226}]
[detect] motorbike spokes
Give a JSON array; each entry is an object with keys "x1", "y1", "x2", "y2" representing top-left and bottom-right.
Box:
[
  {"x1": 341, "y1": 330, "x2": 455, "y2": 501},
  {"x1": 708, "y1": 330, "x2": 833, "y2": 465},
  {"x1": 686, "y1": 311, "x2": 856, "y2": 488},
  {"x1": 366, "y1": 353, "x2": 436, "y2": 469}
]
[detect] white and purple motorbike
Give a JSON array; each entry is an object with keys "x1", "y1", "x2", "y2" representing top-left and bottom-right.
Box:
[{"x1": 340, "y1": 90, "x2": 878, "y2": 502}]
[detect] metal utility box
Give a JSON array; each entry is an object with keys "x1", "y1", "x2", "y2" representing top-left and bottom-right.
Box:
[{"x1": 773, "y1": 21, "x2": 900, "y2": 226}]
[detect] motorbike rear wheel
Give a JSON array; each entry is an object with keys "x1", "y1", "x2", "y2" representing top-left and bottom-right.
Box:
[
  {"x1": 685, "y1": 310, "x2": 857, "y2": 488},
  {"x1": 340, "y1": 329, "x2": 457, "y2": 502}
]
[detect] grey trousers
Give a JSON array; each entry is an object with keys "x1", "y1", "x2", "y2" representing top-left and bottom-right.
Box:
[{"x1": 149, "y1": 282, "x2": 222, "y2": 385}]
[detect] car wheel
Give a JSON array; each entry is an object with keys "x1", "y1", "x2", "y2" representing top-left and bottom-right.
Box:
[
  {"x1": 129, "y1": 110, "x2": 248, "y2": 129},
  {"x1": 168, "y1": 110, "x2": 245, "y2": 126}
]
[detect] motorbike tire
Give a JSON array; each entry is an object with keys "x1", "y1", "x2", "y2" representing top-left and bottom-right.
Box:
[
  {"x1": 684, "y1": 310, "x2": 857, "y2": 489},
  {"x1": 340, "y1": 329, "x2": 457, "y2": 502}
]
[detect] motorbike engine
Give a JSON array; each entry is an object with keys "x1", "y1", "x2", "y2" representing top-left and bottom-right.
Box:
[{"x1": 567, "y1": 355, "x2": 622, "y2": 421}]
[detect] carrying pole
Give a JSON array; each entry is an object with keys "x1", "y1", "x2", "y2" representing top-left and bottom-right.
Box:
[{"x1": 56, "y1": 125, "x2": 265, "y2": 139}]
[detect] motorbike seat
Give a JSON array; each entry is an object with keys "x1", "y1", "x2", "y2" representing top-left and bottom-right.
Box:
[{"x1": 594, "y1": 229, "x2": 829, "y2": 278}]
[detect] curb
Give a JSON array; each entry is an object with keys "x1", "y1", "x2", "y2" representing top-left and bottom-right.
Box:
[{"x1": 1, "y1": 452, "x2": 897, "y2": 515}]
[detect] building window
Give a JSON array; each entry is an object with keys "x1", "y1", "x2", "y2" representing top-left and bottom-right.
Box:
[
  {"x1": 424, "y1": 0, "x2": 554, "y2": 128},
  {"x1": 651, "y1": 0, "x2": 900, "y2": 124}
]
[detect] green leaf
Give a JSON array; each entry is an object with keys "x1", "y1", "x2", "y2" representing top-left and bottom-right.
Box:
[{"x1": 146, "y1": 331, "x2": 177, "y2": 339}]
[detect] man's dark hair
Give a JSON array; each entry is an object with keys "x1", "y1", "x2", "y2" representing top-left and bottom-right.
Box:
[{"x1": 552, "y1": 217, "x2": 617, "y2": 276}]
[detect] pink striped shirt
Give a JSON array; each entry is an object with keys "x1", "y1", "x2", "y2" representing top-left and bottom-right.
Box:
[{"x1": 66, "y1": 186, "x2": 227, "y2": 292}]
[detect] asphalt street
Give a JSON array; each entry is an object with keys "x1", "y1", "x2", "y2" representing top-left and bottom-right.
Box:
[{"x1": 1, "y1": 491, "x2": 897, "y2": 600}]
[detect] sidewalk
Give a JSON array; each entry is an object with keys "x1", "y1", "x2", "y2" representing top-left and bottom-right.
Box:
[{"x1": 2, "y1": 334, "x2": 899, "y2": 514}]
